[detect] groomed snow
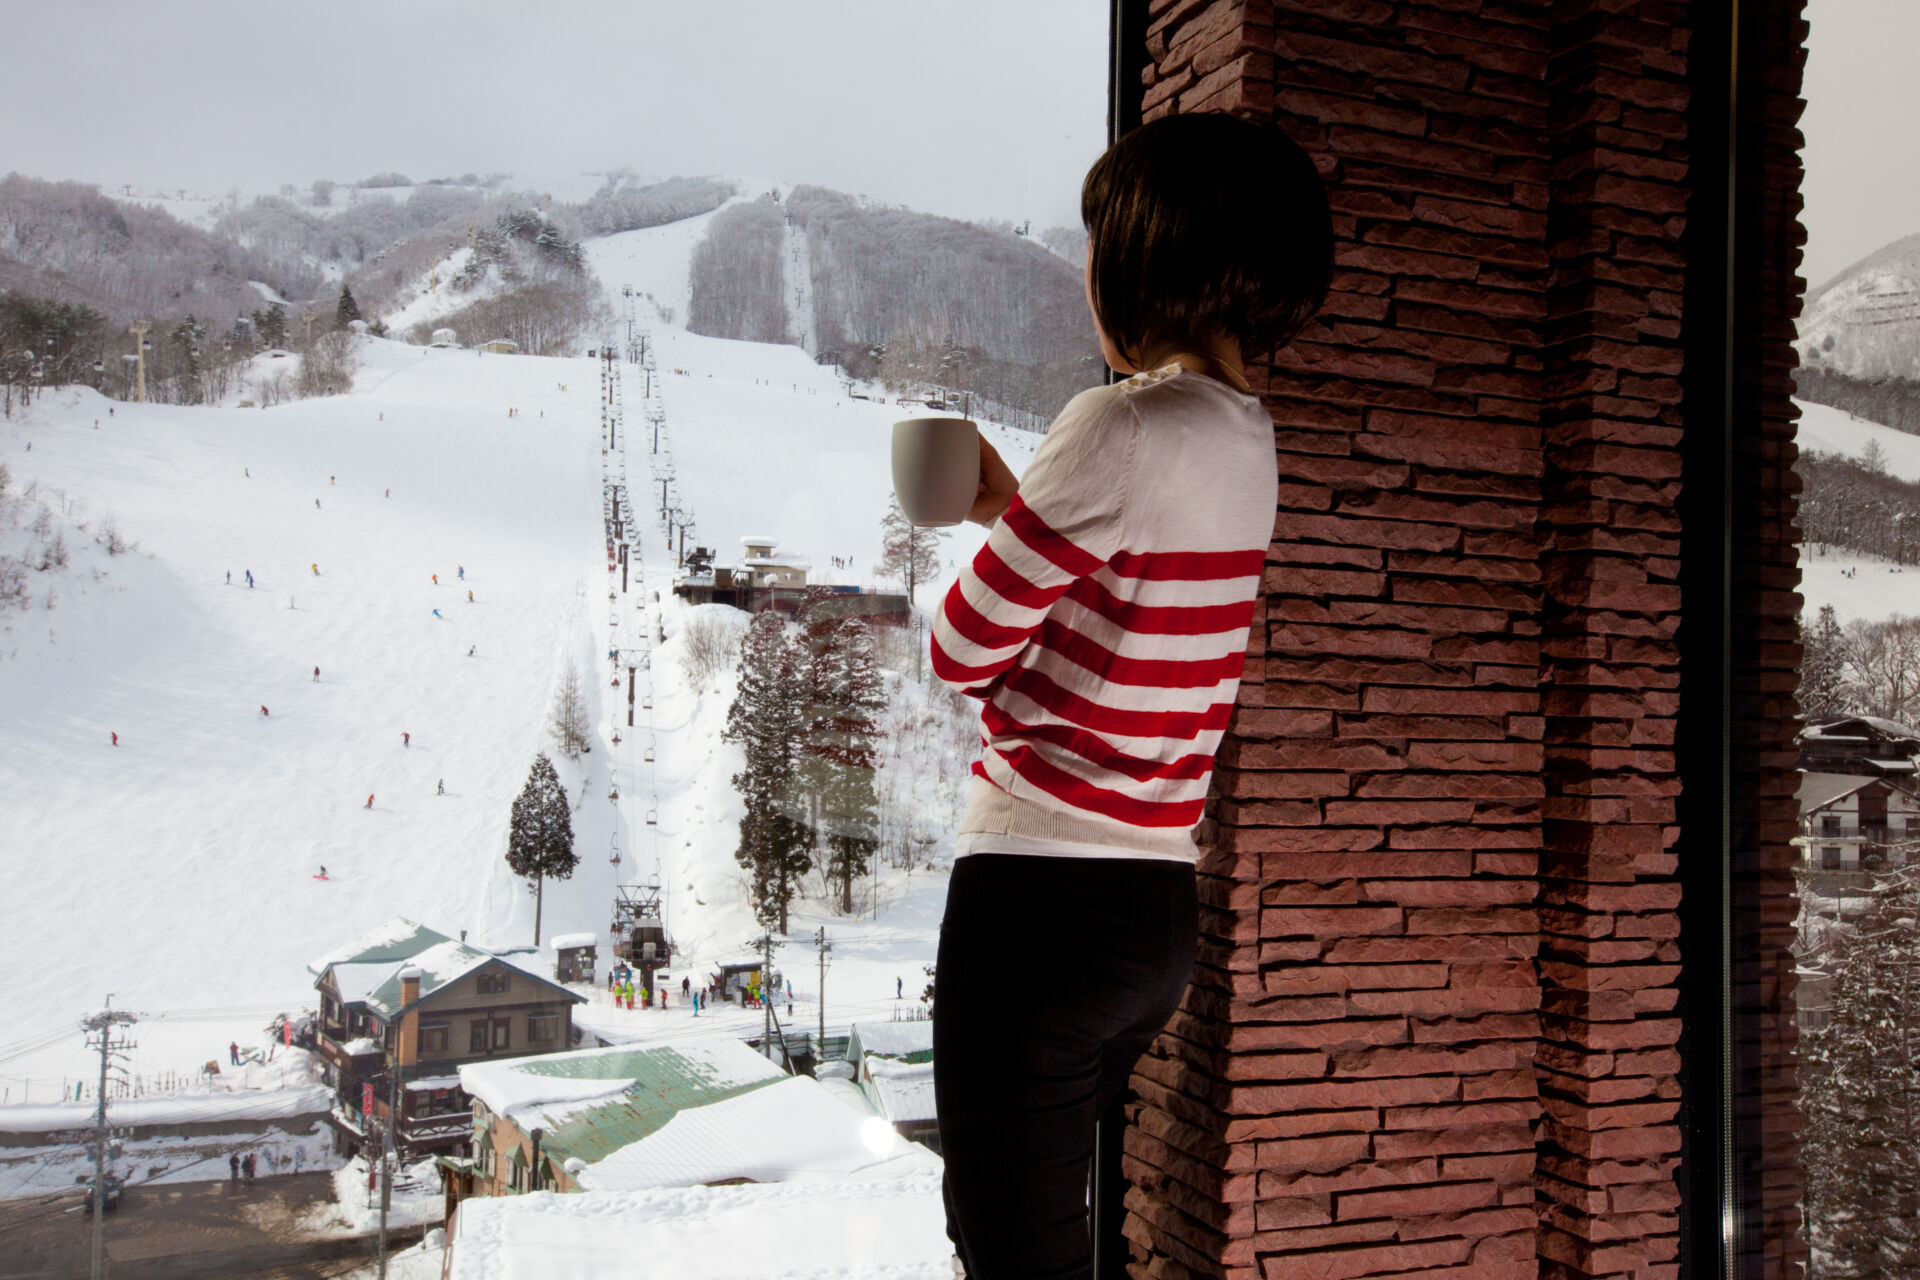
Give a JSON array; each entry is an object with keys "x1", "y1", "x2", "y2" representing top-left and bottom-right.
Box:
[{"x1": 0, "y1": 1082, "x2": 328, "y2": 1133}]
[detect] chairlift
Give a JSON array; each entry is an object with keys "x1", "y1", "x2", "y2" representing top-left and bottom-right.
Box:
[
  {"x1": 642, "y1": 694, "x2": 653, "y2": 710},
  {"x1": 644, "y1": 743, "x2": 656, "y2": 762},
  {"x1": 645, "y1": 809, "x2": 658, "y2": 826}
]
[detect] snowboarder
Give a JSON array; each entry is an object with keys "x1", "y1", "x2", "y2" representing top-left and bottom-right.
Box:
[
  {"x1": 110, "y1": 732, "x2": 118, "y2": 747},
  {"x1": 402, "y1": 732, "x2": 410, "y2": 747},
  {"x1": 432, "y1": 608, "x2": 442, "y2": 619},
  {"x1": 229, "y1": 1153, "x2": 240, "y2": 1183},
  {"x1": 229, "y1": 1041, "x2": 239, "y2": 1066},
  {"x1": 260, "y1": 705, "x2": 270, "y2": 717},
  {"x1": 437, "y1": 779, "x2": 444, "y2": 795},
  {"x1": 311, "y1": 563, "x2": 318, "y2": 576},
  {"x1": 467, "y1": 590, "x2": 474, "y2": 602},
  {"x1": 365, "y1": 794, "x2": 374, "y2": 809},
  {"x1": 318, "y1": 865, "x2": 327, "y2": 879},
  {"x1": 313, "y1": 666, "x2": 320, "y2": 681}
]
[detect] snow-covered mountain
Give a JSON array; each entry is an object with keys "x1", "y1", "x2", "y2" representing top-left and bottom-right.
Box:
[{"x1": 0, "y1": 210, "x2": 1038, "y2": 1106}]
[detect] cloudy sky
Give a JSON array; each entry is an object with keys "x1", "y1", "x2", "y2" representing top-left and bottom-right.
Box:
[
  {"x1": 1799, "y1": 0, "x2": 1920, "y2": 290},
  {"x1": 7, "y1": 0, "x2": 1108, "y2": 230}
]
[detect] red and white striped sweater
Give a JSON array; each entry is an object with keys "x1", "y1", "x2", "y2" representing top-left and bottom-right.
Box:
[{"x1": 931, "y1": 364, "x2": 1276, "y2": 863}]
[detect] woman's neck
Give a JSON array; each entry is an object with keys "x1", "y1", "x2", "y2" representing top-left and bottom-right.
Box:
[{"x1": 1136, "y1": 334, "x2": 1251, "y2": 395}]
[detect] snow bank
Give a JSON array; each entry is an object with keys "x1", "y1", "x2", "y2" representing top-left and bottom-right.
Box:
[
  {"x1": 0, "y1": 1083, "x2": 329, "y2": 1133},
  {"x1": 445, "y1": 1173, "x2": 952, "y2": 1280}
]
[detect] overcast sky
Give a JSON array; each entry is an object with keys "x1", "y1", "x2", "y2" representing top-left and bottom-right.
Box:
[
  {"x1": 6, "y1": 0, "x2": 1108, "y2": 231},
  {"x1": 1799, "y1": 0, "x2": 1920, "y2": 291}
]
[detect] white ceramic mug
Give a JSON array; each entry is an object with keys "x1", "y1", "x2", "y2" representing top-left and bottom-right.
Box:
[{"x1": 892, "y1": 417, "x2": 979, "y2": 527}]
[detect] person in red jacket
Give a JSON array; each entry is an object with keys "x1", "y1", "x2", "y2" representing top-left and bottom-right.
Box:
[{"x1": 927, "y1": 113, "x2": 1332, "y2": 1280}]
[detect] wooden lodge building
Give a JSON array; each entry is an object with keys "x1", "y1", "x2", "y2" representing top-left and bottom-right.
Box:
[{"x1": 309, "y1": 918, "x2": 585, "y2": 1160}]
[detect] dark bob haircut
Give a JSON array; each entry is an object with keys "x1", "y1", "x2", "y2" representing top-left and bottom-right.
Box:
[{"x1": 1081, "y1": 112, "x2": 1333, "y2": 367}]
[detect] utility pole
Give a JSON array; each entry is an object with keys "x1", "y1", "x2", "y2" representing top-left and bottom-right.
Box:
[
  {"x1": 84, "y1": 998, "x2": 137, "y2": 1280},
  {"x1": 761, "y1": 933, "x2": 774, "y2": 1059},
  {"x1": 815, "y1": 927, "x2": 831, "y2": 1055},
  {"x1": 128, "y1": 322, "x2": 150, "y2": 403},
  {"x1": 377, "y1": 1066, "x2": 396, "y2": 1279},
  {"x1": 303, "y1": 312, "x2": 316, "y2": 349}
]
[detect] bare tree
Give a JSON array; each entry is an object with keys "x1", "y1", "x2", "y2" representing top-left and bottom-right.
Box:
[{"x1": 548, "y1": 656, "x2": 592, "y2": 759}]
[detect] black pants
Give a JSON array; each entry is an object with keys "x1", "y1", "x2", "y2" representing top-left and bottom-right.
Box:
[{"x1": 934, "y1": 852, "x2": 1198, "y2": 1280}]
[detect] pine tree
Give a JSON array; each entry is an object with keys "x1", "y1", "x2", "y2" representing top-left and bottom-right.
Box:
[
  {"x1": 876, "y1": 495, "x2": 948, "y2": 599},
  {"x1": 505, "y1": 753, "x2": 576, "y2": 945},
  {"x1": 821, "y1": 619, "x2": 884, "y2": 914},
  {"x1": 1801, "y1": 605, "x2": 1851, "y2": 723},
  {"x1": 548, "y1": 656, "x2": 591, "y2": 759},
  {"x1": 336, "y1": 286, "x2": 361, "y2": 327},
  {"x1": 723, "y1": 611, "x2": 812, "y2": 933},
  {"x1": 250, "y1": 302, "x2": 288, "y2": 349}
]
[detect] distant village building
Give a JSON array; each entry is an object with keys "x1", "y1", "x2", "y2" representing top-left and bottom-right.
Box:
[
  {"x1": 672, "y1": 537, "x2": 910, "y2": 626},
  {"x1": 1795, "y1": 771, "x2": 1920, "y2": 872},
  {"x1": 1795, "y1": 715, "x2": 1920, "y2": 778},
  {"x1": 308, "y1": 918, "x2": 585, "y2": 1160},
  {"x1": 429, "y1": 328, "x2": 459, "y2": 348},
  {"x1": 478, "y1": 339, "x2": 518, "y2": 354}
]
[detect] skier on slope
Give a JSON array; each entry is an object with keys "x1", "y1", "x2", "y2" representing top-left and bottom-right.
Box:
[
  {"x1": 365, "y1": 795, "x2": 374, "y2": 809},
  {"x1": 437, "y1": 779, "x2": 444, "y2": 795},
  {"x1": 402, "y1": 732, "x2": 410, "y2": 747},
  {"x1": 260, "y1": 705, "x2": 270, "y2": 717},
  {"x1": 313, "y1": 667, "x2": 320, "y2": 681}
]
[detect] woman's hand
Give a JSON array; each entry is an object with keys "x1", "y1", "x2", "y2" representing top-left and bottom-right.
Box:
[{"x1": 969, "y1": 435, "x2": 1018, "y2": 527}]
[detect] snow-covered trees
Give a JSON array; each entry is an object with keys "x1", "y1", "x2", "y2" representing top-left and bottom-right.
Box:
[
  {"x1": 876, "y1": 497, "x2": 947, "y2": 599},
  {"x1": 1800, "y1": 606, "x2": 1851, "y2": 722},
  {"x1": 505, "y1": 753, "x2": 577, "y2": 946},
  {"x1": 548, "y1": 656, "x2": 592, "y2": 759},
  {"x1": 723, "y1": 611, "x2": 811, "y2": 934},
  {"x1": 1801, "y1": 866, "x2": 1920, "y2": 1274},
  {"x1": 688, "y1": 197, "x2": 790, "y2": 346},
  {"x1": 336, "y1": 286, "x2": 361, "y2": 327},
  {"x1": 817, "y1": 619, "x2": 885, "y2": 914},
  {"x1": 251, "y1": 303, "x2": 289, "y2": 350}
]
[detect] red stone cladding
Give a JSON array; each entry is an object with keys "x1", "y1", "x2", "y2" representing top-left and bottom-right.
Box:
[
  {"x1": 1729, "y1": 3, "x2": 1810, "y2": 1278},
  {"x1": 1109, "y1": 2, "x2": 1807, "y2": 1278}
]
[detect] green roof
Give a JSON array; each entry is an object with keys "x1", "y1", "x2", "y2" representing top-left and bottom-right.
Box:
[
  {"x1": 307, "y1": 917, "x2": 454, "y2": 976},
  {"x1": 463, "y1": 1041, "x2": 786, "y2": 1167}
]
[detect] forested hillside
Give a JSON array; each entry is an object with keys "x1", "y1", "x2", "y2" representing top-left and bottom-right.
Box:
[
  {"x1": 0, "y1": 174, "x2": 300, "y2": 324},
  {"x1": 688, "y1": 196, "x2": 790, "y2": 346},
  {"x1": 687, "y1": 185, "x2": 1100, "y2": 420}
]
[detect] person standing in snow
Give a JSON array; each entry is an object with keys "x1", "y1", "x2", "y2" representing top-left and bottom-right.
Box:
[
  {"x1": 437, "y1": 779, "x2": 444, "y2": 795},
  {"x1": 226, "y1": 570, "x2": 231, "y2": 585},
  {"x1": 458, "y1": 566, "x2": 464, "y2": 580},
  {"x1": 467, "y1": 590, "x2": 473, "y2": 602},
  {"x1": 682, "y1": 976, "x2": 690, "y2": 998},
  {"x1": 896, "y1": 976, "x2": 902, "y2": 1000},
  {"x1": 432, "y1": 574, "x2": 438, "y2": 585},
  {"x1": 293, "y1": 1146, "x2": 305, "y2": 1174},
  {"x1": 318, "y1": 865, "x2": 327, "y2": 879},
  {"x1": 314, "y1": 499, "x2": 320, "y2": 509},
  {"x1": 245, "y1": 570, "x2": 254, "y2": 588},
  {"x1": 229, "y1": 1041, "x2": 239, "y2": 1066},
  {"x1": 402, "y1": 732, "x2": 410, "y2": 748},
  {"x1": 229, "y1": 1153, "x2": 240, "y2": 1183},
  {"x1": 260, "y1": 705, "x2": 270, "y2": 718},
  {"x1": 432, "y1": 608, "x2": 442, "y2": 619},
  {"x1": 313, "y1": 666, "x2": 320, "y2": 681},
  {"x1": 110, "y1": 732, "x2": 118, "y2": 747},
  {"x1": 311, "y1": 564, "x2": 319, "y2": 576},
  {"x1": 243, "y1": 1153, "x2": 255, "y2": 1183},
  {"x1": 364, "y1": 794, "x2": 374, "y2": 809}
]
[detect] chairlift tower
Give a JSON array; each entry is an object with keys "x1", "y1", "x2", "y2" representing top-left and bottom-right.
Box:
[{"x1": 612, "y1": 871, "x2": 673, "y2": 1002}]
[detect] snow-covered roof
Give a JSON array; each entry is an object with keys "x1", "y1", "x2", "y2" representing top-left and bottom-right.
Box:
[
  {"x1": 341, "y1": 1037, "x2": 382, "y2": 1056},
  {"x1": 550, "y1": 932, "x2": 599, "y2": 951},
  {"x1": 307, "y1": 917, "x2": 453, "y2": 976},
  {"x1": 0, "y1": 1084, "x2": 330, "y2": 1133},
  {"x1": 848, "y1": 1020, "x2": 933, "y2": 1062},
  {"x1": 1803, "y1": 715, "x2": 1920, "y2": 742},
  {"x1": 1869, "y1": 758, "x2": 1918, "y2": 772},
  {"x1": 444, "y1": 1174, "x2": 952, "y2": 1280},
  {"x1": 321, "y1": 936, "x2": 581, "y2": 1019},
  {"x1": 1799, "y1": 771, "x2": 1878, "y2": 813},
  {"x1": 460, "y1": 1038, "x2": 786, "y2": 1155},
  {"x1": 863, "y1": 1058, "x2": 938, "y2": 1124},
  {"x1": 574, "y1": 1073, "x2": 939, "y2": 1191},
  {"x1": 739, "y1": 535, "x2": 777, "y2": 546}
]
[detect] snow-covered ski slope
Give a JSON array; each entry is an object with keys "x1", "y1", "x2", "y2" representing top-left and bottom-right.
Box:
[
  {"x1": 1795, "y1": 397, "x2": 1920, "y2": 625},
  {"x1": 0, "y1": 207, "x2": 1039, "y2": 1099}
]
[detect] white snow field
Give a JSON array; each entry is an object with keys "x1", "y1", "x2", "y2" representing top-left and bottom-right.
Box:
[
  {"x1": 0, "y1": 207, "x2": 1040, "y2": 1130},
  {"x1": 1793, "y1": 397, "x2": 1920, "y2": 625}
]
